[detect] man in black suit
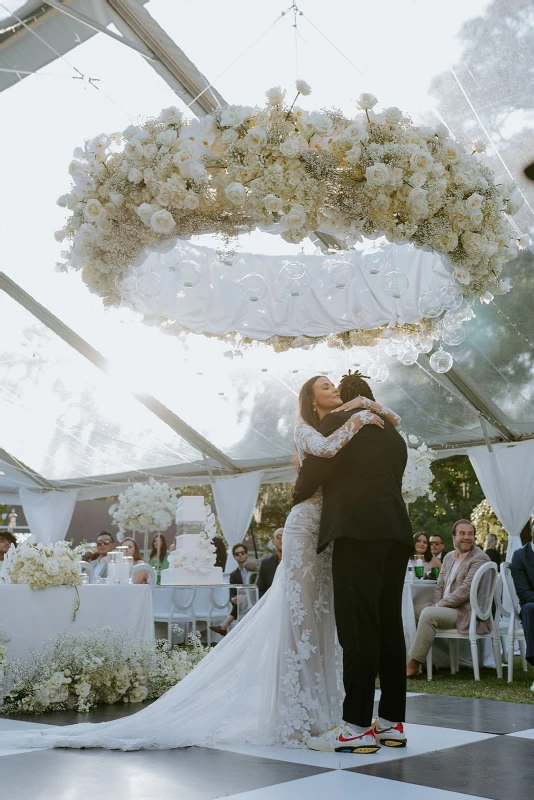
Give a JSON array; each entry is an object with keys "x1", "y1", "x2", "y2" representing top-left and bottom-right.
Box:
[
  {"x1": 257, "y1": 528, "x2": 283, "y2": 598},
  {"x1": 294, "y1": 372, "x2": 413, "y2": 752},
  {"x1": 210, "y1": 543, "x2": 250, "y2": 637},
  {"x1": 511, "y1": 522, "x2": 534, "y2": 668}
]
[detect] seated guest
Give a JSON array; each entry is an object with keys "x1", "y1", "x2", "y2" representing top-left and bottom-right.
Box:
[
  {"x1": 257, "y1": 529, "x2": 283, "y2": 598},
  {"x1": 122, "y1": 537, "x2": 150, "y2": 584},
  {"x1": 429, "y1": 534, "x2": 447, "y2": 563},
  {"x1": 210, "y1": 543, "x2": 250, "y2": 637},
  {"x1": 411, "y1": 531, "x2": 442, "y2": 575},
  {"x1": 92, "y1": 531, "x2": 116, "y2": 580},
  {"x1": 149, "y1": 533, "x2": 169, "y2": 584},
  {"x1": 406, "y1": 520, "x2": 490, "y2": 677},
  {"x1": 81, "y1": 550, "x2": 96, "y2": 563},
  {"x1": 0, "y1": 531, "x2": 16, "y2": 562},
  {"x1": 484, "y1": 533, "x2": 501, "y2": 568},
  {"x1": 212, "y1": 536, "x2": 227, "y2": 571},
  {"x1": 511, "y1": 523, "x2": 534, "y2": 668}
]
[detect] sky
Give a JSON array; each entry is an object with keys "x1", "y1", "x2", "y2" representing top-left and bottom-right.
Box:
[{"x1": 2, "y1": 0, "x2": 531, "y2": 480}]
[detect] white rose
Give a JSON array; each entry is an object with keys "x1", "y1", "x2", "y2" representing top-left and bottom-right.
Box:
[
  {"x1": 84, "y1": 198, "x2": 104, "y2": 222},
  {"x1": 406, "y1": 187, "x2": 429, "y2": 217},
  {"x1": 136, "y1": 203, "x2": 158, "y2": 226},
  {"x1": 225, "y1": 181, "x2": 247, "y2": 206},
  {"x1": 54, "y1": 228, "x2": 66, "y2": 242},
  {"x1": 160, "y1": 106, "x2": 183, "y2": 125},
  {"x1": 264, "y1": 194, "x2": 284, "y2": 214},
  {"x1": 140, "y1": 141, "x2": 157, "y2": 160},
  {"x1": 244, "y1": 127, "x2": 268, "y2": 150},
  {"x1": 48, "y1": 672, "x2": 65, "y2": 690},
  {"x1": 265, "y1": 86, "x2": 286, "y2": 105},
  {"x1": 280, "y1": 204, "x2": 307, "y2": 231},
  {"x1": 409, "y1": 149, "x2": 434, "y2": 173},
  {"x1": 408, "y1": 173, "x2": 426, "y2": 188},
  {"x1": 466, "y1": 192, "x2": 485, "y2": 212},
  {"x1": 472, "y1": 139, "x2": 487, "y2": 153},
  {"x1": 44, "y1": 560, "x2": 60, "y2": 576},
  {"x1": 183, "y1": 191, "x2": 200, "y2": 210},
  {"x1": 442, "y1": 143, "x2": 460, "y2": 164},
  {"x1": 76, "y1": 681, "x2": 92, "y2": 698},
  {"x1": 122, "y1": 124, "x2": 141, "y2": 140},
  {"x1": 220, "y1": 104, "x2": 253, "y2": 128},
  {"x1": 357, "y1": 92, "x2": 378, "y2": 110},
  {"x1": 128, "y1": 168, "x2": 144, "y2": 184},
  {"x1": 346, "y1": 145, "x2": 362, "y2": 165},
  {"x1": 156, "y1": 129, "x2": 178, "y2": 147},
  {"x1": 308, "y1": 112, "x2": 333, "y2": 136},
  {"x1": 296, "y1": 79, "x2": 312, "y2": 96},
  {"x1": 109, "y1": 192, "x2": 123, "y2": 207},
  {"x1": 454, "y1": 266, "x2": 471, "y2": 285},
  {"x1": 188, "y1": 161, "x2": 207, "y2": 182},
  {"x1": 469, "y1": 211, "x2": 484, "y2": 227},
  {"x1": 342, "y1": 123, "x2": 368, "y2": 145},
  {"x1": 150, "y1": 208, "x2": 176, "y2": 233},
  {"x1": 384, "y1": 106, "x2": 403, "y2": 125},
  {"x1": 518, "y1": 234, "x2": 530, "y2": 249},
  {"x1": 365, "y1": 162, "x2": 389, "y2": 187},
  {"x1": 506, "y1": 189, "x2": 523, "y2": 215},
  {"x1": 221, "y1": 128, "x2": 238, "y2": 145},
  {"x1": 280, "y1": 138, "x2": 300, "y2": 157}
]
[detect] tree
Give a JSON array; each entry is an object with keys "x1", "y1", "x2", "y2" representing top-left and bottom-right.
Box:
[{"x1": 248, "y1": 483, "x2": 293, "y2": 550}]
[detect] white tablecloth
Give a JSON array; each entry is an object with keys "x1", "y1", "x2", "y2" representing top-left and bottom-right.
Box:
[{"x1": 0, "y1": 584, "x2": 154, "y2": 659}]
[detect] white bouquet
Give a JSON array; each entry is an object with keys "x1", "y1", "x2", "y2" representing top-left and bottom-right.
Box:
[
  {"x1": 110, "y1": 477, "x2": 179, "y2": 534},
  {"x1": 0, "y1": 628, "x2": 209, "y2": 714},
  {"x1": 402, "y1": 440, "x2": 436, "y2": 504},
  {"x1": 4, "y1": 540, "x2": 85, "y2": 590}
]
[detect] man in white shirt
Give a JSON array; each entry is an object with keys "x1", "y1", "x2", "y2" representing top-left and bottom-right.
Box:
[
  {"x1": 407, "y1": 520, "x2": 490, "y2": 677},
  {"x1": 92, "y1": 532, "x2": 116, "y2": 581}
]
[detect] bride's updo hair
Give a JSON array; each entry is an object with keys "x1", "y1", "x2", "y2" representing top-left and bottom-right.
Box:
[
  {"x1": 298, "y1": 375, "x2": 324, "y2": 429},
  {"x1": 338, "y1": 370, "x2": 375, "y2": 404}
]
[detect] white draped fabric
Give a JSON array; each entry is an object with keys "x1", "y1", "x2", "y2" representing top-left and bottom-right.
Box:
[
  {"x1": 126, "y1": 238, "x2": 453, "y2": 337},
  {"x1": 19, "y1": 488, "x2": 78, "y2": 545},
  {"x1": 469, "y1": 441, "x2": 534, "y2": 561},
  {"x1": 212, "y1": 471, "x2": 264, "y2": 571}
]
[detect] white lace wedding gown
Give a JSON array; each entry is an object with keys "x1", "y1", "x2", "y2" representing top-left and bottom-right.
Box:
[{"x1": 2, "y1": 421, "x2": 363, "y2": 751}]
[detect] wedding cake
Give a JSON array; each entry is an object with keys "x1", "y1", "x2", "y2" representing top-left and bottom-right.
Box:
[{"x1": 160, "y1": 497, "x2": 223, "y2": 585}]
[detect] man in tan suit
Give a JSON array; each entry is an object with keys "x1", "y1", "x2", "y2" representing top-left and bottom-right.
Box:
[{"x1": 406, "y1": 520, "x2": 490, "y2": 677}]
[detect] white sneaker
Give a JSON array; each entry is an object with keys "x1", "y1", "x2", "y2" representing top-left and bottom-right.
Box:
[
  {"x1": 306, "y1": 724, "x2": 380, "y2": 754},
  {"x1": 372, "y1": 717, "x2": 408, "y2": 747}
]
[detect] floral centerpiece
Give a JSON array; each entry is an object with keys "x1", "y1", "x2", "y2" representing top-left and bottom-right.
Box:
[
  {"x1": 109, "y1": 477, "x2": 179, "y2": 534},
  {"x1": 0, "y1": 627, "x2": 209, "y2": 714},
  {"x1": 402, "y1": 439, "x2": 436, "y2": 504},
  {"x1": 3, "y1": 540, "x2": 85, "y2": 590},
  {"x1": 54, "y1": 83, "x2": 525, "y2": 351}
]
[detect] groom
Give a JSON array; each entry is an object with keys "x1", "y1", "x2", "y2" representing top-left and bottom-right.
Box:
[{"x1": 293, "y1": 371, "x2": 413, "y2": 753}]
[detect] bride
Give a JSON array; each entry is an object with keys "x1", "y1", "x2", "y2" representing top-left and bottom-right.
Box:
[{"x1": 2, "y1": 373, "x2": 399, "y2": 751}]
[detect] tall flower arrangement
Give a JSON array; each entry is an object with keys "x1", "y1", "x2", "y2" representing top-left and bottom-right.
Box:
[
  {"x1": 109, "y1": 477, "x2": 179, "y2": 534},
  {"x1": 402, "y1": 440, "x2": 436, "y2": 504},
  {"x1": 54, "y1": 84, "x2": 524, "y2": 350},
  {"x1": 3, "y1": 541, "x2": 85, "y2": 590}
]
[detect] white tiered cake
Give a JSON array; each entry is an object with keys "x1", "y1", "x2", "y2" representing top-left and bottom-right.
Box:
[{"x1": 161, "y1": 496, "x2": 223, "y2": 586}]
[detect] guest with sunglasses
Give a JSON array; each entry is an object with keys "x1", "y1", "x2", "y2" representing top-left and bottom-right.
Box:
[
  {"x1": 210, "y1": 543, "x2": 251, "y2": 637},
  {"x1": 92, "y1": 531, "x2": 116, "y2": 581}
]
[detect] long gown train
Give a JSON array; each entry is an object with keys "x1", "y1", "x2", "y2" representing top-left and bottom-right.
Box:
[{"x1": 0, "y1": 492, "x2": 342, "y2": 750}]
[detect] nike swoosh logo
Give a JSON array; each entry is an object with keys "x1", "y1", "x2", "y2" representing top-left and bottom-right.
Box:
[{"x1": 338, "y1": 734, "x2": 364, "y2": 742}]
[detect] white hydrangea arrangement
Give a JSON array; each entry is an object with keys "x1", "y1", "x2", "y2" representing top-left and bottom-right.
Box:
[
  {"x1": 55, "y1": 84, "x2": 524, "y2": 351},
  {"x1": 0, "y1": 628, "x2": 209, "y2": 714},
  {"x1": 109, "y1": 477, "x2": 179, "y2": 534},
  {"x1": 3, "y1": 540, "x2": 85, "y2": 590},
  {"x1": 402, "y1": 439, "x2": 436, "y2": 504}
]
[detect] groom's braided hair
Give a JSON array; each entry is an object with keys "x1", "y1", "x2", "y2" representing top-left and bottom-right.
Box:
[{"x1": 338, "y1": 370, "x2": 376, "y2": 404}]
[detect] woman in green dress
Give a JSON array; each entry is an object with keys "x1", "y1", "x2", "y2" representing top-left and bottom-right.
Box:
[{"x1": 148, "y1": 532, "x2": 169, "y2": 584}]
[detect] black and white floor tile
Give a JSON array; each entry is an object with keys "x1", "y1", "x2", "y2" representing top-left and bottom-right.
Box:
[{"x1": 1, "y1": 690, "x2": 533, "y2": 800}]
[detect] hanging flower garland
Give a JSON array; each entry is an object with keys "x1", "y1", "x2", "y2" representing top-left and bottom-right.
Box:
[{"x1": 55, "y1": 83, "x2": 525, "y2": 354}]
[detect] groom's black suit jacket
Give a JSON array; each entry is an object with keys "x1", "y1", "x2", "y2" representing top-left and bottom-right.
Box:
[{"x1": 292, "y1": 411, "x2": 412, "y2": 553}]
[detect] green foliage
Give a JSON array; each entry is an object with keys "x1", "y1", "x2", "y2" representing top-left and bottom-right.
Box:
[
  {"x1": 248, "y1": 483, "x2": 293, "y2": 551},
  {"x1": 405, "y1": 456, "x2": 484, "y2": 550},
  {"x1": 471, "y1": 499, "x2": 507, "y2": 549}
]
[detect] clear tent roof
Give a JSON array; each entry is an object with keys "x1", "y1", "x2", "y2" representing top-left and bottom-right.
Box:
[{"x1": 1, "y1": 0, "x2": 533, "y2": 500}]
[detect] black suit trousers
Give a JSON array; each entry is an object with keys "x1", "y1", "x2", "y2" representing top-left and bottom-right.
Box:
[{"x1": 332, "y1": 537, "x2": 411, "y2": 727}]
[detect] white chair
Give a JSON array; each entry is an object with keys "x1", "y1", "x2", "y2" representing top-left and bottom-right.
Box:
[
  {"x1": 132, "y1": 562, "x2": 157, "y2": 586},
  {"x1": 427, "y1": 561, "x2": 502, "y2": 681},
  {"x1": 499, "y1": 562, "x2": 528, "y2": 682},
  {"x1": 193, "y1": 587, "x2": 232, "y2": 645},
  {"x1": 152, "y1": 587, "x2": 197, "y2": 643}
]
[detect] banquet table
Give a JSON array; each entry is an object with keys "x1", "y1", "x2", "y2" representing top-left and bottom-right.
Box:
[{"x1": 0, "y1": 584, "x2": 154, "y2": 659}]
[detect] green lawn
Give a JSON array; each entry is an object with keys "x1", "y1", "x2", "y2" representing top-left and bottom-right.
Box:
[{"x1": 391, "y1": 657, "x2": 534, "y2": 704}]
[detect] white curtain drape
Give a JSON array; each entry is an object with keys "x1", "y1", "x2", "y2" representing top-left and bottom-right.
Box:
[
  {"x1": 19, "y1": 488, "x2": 79, "y2": 545},
  {"x1": 212, "y1": 471, "x2": 264, "y2": 572},
  {"x1": 469, "y1": 440, "x2": 534, "y2": 561}
]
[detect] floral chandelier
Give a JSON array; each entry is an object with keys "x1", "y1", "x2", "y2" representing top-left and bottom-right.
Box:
[{"x1": 55, "y1": 83, "x2": 526, "y2": 373}]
